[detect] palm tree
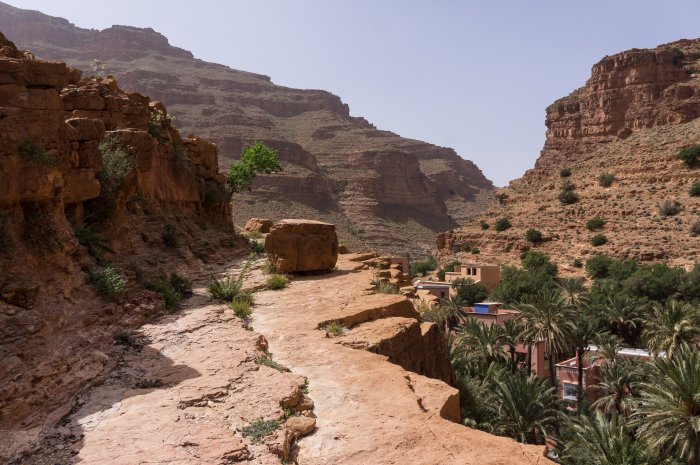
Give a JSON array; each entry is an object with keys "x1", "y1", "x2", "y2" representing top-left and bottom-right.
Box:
[
  {"x1": 493, "y1": 373, "x2": 560, "y2": 444},
  {"x1": 593, "y1": 333, "x2": 624, "y2": 363},
  {"x1": 559, "y1": 277, "x2": 585, "y2": 306},
  {"x1": 442, "y1": 295, "x2": 466, "y2": 333},
  {"x1": 501, "y1": 319, "x2": 522, "y2": 373},
  {"x1": 634, "y1": 346, "x2": 700, "y2": 465},
  {"x1": 516, "y1": 287, "x2": 571, "y2": 387},
  {"x1": 597, "y1": 294, "x2": 645, "y2": 345},
  {"x1": 456, "y1": 318, "x2": 505, "y2": 366},
  {"x1": 592, "y1": 358, "x2": 644, "y2": 416},
  {"x1": 559, "y1": 410, "x2": 674, "y2": 465},
  {"x1": 568, "y1": 311, "x2": 599, "y2": 412},
  {"x1": 642, "y1": 300, "x2": 700, "y2": 357}
]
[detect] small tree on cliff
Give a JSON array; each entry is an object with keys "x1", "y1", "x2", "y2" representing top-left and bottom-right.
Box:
[{"x1": 226, "y1": 141, "x2": 282, "y2": 200}]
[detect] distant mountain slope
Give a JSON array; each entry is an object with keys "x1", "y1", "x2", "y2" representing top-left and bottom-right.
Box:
[
  {"x1": 439, "y1": 39, "x2": 700, "y2": 271},
  {"x1": 0, "y1": 1, "x2": 494, "y2": 255}
]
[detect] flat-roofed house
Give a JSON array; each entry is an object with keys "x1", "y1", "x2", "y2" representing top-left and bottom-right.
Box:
[{"x1": 444, "y1": 264, "x2": 500, "y2": 291}]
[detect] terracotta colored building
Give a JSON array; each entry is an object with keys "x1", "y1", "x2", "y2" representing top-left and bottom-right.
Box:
[
  {"x1": 415, "y1": 280, "x2": 451, "y2": 301},
  {"x1": 444, "y1": 264, "x2": 500, "y2": 291}
]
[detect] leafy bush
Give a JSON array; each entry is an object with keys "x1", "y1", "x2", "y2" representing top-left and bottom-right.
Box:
[
  {"x1": 146, "y1": 273, "x2": 191, "y2": 311},
  {"x1": 676, "y1": 144, "x2": 700, "y2": 166},
  {"x1": 452, "y1": 278, "x2": 488, "y2": 306},
  {"x1": 147, "y1": 108, "x2": 174, "y2": 144},
  {"x1": 521, "y1": 250, "x2": 558, "y2": 276},
  {"x1": 591, "y1": 234, "x2": 608, "y2": 246},
  {"x1": 162, "y1": 224, "x2": 177, "y2": 248},
  {"x1": 560, "y1": 168, "x2": 572, "y2": 178},
  {"x1": 208, "y1": 274, "x2": 243, "y2": 301},
  {"x1": 227, "y1": 141, "x2": 282, "y2": 193},
  {"x1": 256, "y1": 354, "x2": 289, "y2": 372},
  {"x1": 491, "y1": 265, "x2": 556, "y2": 305},
  {"x1": 658, "y1": 199, "x2": 681, "y2": 217},
  {"x1": 415, "y1": 300, "x2": 447, "y2": 323},
  {"x1": 250, "y1": 239, "x2": 265, "y2": 254},
  {"x1": 689, "y1": 182, "x2": 700, "y2": 197},
  {"x1": 559, "y1": 189, "x2": 579, "y2": 205},
  {"x1": 572, "y1": 259, "x2": 583, "y2": 268},
  {"x1": 266, "y1": 274, "x2": 289, "y2": 290},
  {"x1": 88, "y1": 266, "x2": 127, "y2": 299},
  {"x1": 622, "y1": 263, "x2": 684, "y2": 302},
  {"x1": 525, "y1": 228, "x2": 543, "y2": 244},
  {"x1": 598, "y1": 172, "x2": 615, "y2": 187},
  {"x1": 98, "y1": 135, "x2": 133, "y2": 201},
  {"x1": 494, "y1": 217, "x2": 511, "y2": 232},
  {"x1": 691, "y1": 221, "x2": 700, "y2": 237},
  {"x1": 411, "y1": 255, "x2": 438, "y2": 276},
  {"x1": 586, "y1": 216, "x2": 605, "y2": 231},
  {"x1": 561, "y1": 180, "x2": 576, "y2": 191},
  {"x1": 585, "y1": 255, "x2": 614, "y2": 279},
  {"x1": 323, "y1": 321, "x2": 346, "y2": 337},
  {"x1": 496, "y1": 193, "x2": 508, "y2": 205},
  {"x1": 18, "y1": 142, "x2": 53, "y2": 166},
  {"x1": 471, "y1": 248, "x2": 480, "y2": 254},
  {"x1": 233, "y1": 290, "x2": 255, "y2": 305},
  {"x1": 480, "y1": 221, "x2": 490, "y2": 230},
  {"x1": 230, "y1": 300, "x2": 252, "y2": 319},
  {"x1": 240, "y1": 418, "x2": 281, "y2": 443}
]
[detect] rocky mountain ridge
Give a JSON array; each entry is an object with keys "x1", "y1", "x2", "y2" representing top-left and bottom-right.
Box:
[
  {"x1": 439, "y1": 39, "x2": 700, "y2": 273},
  {"x1": 0, "y1": 1, "x2": 494, "y2": 256}
]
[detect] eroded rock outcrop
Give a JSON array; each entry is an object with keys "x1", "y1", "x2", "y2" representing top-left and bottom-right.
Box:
[
  {"x1": 244, "y1": 217, "x2": 273, "y2": 234},
  {"x1": 265, "y1": 219, "x2": 339, "y2": 273},
  {"x1": 440, "y1": 39, "x2": 700, "y2": 272},
  {"x1": 0, "y1": 2, "x2": 495, "y2": 256},
  {"x1": 0, "y1": 34, "x2": 240, "y2": 452}
]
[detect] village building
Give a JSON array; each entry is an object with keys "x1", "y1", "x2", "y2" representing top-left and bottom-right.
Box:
[{"x1": 444, "y1": 264, "x2": 500, "y2": 291}]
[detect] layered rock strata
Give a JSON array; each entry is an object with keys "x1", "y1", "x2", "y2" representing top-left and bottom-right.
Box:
[
  {"x1": 265, "y1": 219, "x2": 339, "y2": 273},
  {"x1": 0, "y1": 2, "x2": 495, "y2": 256},
  {"x1": 440, "y1": 39, "x2": 700, "y2": 272}
]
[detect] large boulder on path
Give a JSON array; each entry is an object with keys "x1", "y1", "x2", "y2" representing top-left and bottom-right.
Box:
[
  {"x1": 264, "y1": 219, "x2": 338, "y2": 273},
  {"x1": 244, "y1": 218, "x2": 273, "y2": 234}
]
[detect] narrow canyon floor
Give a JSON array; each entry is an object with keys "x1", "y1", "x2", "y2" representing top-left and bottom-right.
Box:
[{"x1": 13, "y1": 255, "x2": 551, "y2": 465}]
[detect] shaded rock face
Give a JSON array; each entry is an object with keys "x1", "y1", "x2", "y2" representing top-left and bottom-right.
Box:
[
  {"x1": 244, "y1": 217, "x2": 273, "y2": 234},
  {"x1": 265, "y1": 219, "x2": 339, "y2": 273},
  {"x1": 0, "y1": 2, "x2": 495, "y2": 256},
  {"x1": 0, "y1": 37, "x2": 237, "y2": 432},
  {"x1": 440, "y1": 39, "x2": 700, "y2": 272}
]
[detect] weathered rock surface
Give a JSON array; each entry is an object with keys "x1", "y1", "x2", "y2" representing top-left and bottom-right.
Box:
[
  {"x1": 244, "y1": 217, "x2": 273, "y2": 234},
  {"x1": 0, "y1": 35, "x2": 241, "y2": 451},
  {"x1": 252, "y1": 255, "x2": 552, "y2": 464},
  {"x1": 440, "y1": 39, "x2": 700, "y2": 272},
  {"x1": 0, "y1": 2, "x2": 495, "y2": 256},
  {"x1": 265, "y1": 219, "x2": 338, "y2": 273}
]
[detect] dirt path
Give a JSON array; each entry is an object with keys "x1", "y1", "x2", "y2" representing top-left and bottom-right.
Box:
[{"x1": 252, "y1": 256, "x2": 552, "y2": 465}]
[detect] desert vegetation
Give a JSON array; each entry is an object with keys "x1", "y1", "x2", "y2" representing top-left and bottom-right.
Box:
[
  {"x1": 494, "y1": 217, "x2": 512, "y2": 232},
  {"x1": 676, "y1": 144, "x2": 700, "y2": 165}
]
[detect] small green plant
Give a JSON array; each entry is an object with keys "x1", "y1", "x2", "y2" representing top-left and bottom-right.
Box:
[
  {"x1": 494, "y1": 217, "x2": 512, "y2": 232},
  {"x1": 247, "y1": 229, "x2": 263, "y2": 239},
  {"x1": 460, "y1": 242, "x2": 471, "y2": 252},
  {"x1": 256, "y1": 353, "x2": 289, "y2": 372},
  {"x1": 598, "y1": 172, "x2": 615, "y2": 187},
  {"x1": 559, "y1": 189, "x2": 579, "y2": 205},
  {"x1": 324, "y1": 321, "x2": 346, "y2": 337},
  {"x1": 241, "y1": 418, "x2": 281, "y2": 443},
  {"x1": 496, "y1": 193, "x2": 508, "y2": 205},
  {"x1": 586, "y1": 216, "x2": 605, "y2": 231},
  {"x1": 148, "y1": 108, "x2": 174, "y2": 144},
  {"x1": 676, "y1": 144, "x2": 700, "y2": 166},
  {"x1": 525, "y1": 228, "x2": 543, "y2": 244},
  {"x1": 560, "y1": 168, "x2": 572, "y2": 178},
  {"x1": 203, "y1": 180, "x2": 223, "y2": 208},
  {"x1": 572, "y1": 258, "x2": 583, "y2": 268},
  {"x1": 689, "y1": 181, "x2": 700, "y2": 197},
  {"x1": 250, "y1": 239, "x2": 265, "y2": 254},
  {"x1": 263, "y1": 258, "x2": 278, "y2": 274},
  {"x1": 230, "y1": 300, "x2": 252, "y2": 319},
  {"x1": 410, "y1": 255, "x2": 438, "y2": 276},
  {"x1": 415, "y1": 300, "x2": 447, "y2": 324},
  {"x1": 591, "y1": 234, "x2": 608, "y2": 247},
  {"x1": 471, "y1": 248, "x2": 480, "y2": 254},
  {"x1": 134, "y1": 379, "x2": 163, "y2": 389},
  {"x1": 266, "y1": 274, "x2": 289, "y2": 290},
  {"x1": 18, "y1": 142, "x2": 53, "y2": 166},
  {"x1": 690, "y1": 221, "x2": 700, "y2": 237},
  {"x1": 146, "y1": 273, "x2": 190, "y2": 311},
  {"x1": 162, "y1": 224, "x2": 177, "y2": 248},
  {"x1": 479, "y1": 220, "x2": 489, "y2": 230},
  {"x1": 87, "y1": 266, "x2": 127, "y2": 299},
  {"x1": 98, "y1": 135, "x2": 133, "y2": 201},
  {"x1": 208, "y1": 274, "x2": 243, "y2": 301},
  {"x1": 659, "y1": 199, "x2": 681, "y2": 217},
  {"x1": 374, "y1": 281, "x2": 399, "y2": 294},
  {"x1": 226, "y1": 141, "x2": 282, "y2": 194},
  {"x1": 233, "y1": 290, "x2": 255, "y2": 305}
]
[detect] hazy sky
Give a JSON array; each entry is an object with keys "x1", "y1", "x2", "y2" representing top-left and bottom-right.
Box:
[{"x1": 8, "y1": 1, "x2": 700, "y2": 185}]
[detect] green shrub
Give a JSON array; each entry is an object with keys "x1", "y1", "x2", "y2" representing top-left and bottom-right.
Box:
[
  {"x1": 598, "y1": 172, "x2": 615, "y2": 187},
  {"x1": 208, "y1": 274, "x2": 243, "y2": 301},
  {"x1": 572, "y1": 259, "x2": 583, "y2": 268},
  {"x1": 586, "y1": 216, "x2": 605, "y2": 231},
  {"x1": 203, "y1": 180, "x2": 223, "y2": 208},
  {"x1": 162, "y1": 224, "x2": 177, "y2": 248},
  {"x1": 561, "y1": 180, "x2": 576, "y2": 192},
  {"x1": 471, "y1": 248, "x2": 480, "y2": 254},
  {"x1": 411, "y1": 255, "x2": 438, "y2": 276},
  {"x1": 521, "y1": 250, "x2": 558, "y2": 276},
  {"x1": 658, "y1": 199, "x2": 681, "y2": 217},
  {"x1": 374, "y1": 281, "x2": 399, "y2": 294},
  {"x1": 494, "y1": 217, "x2": 511, "y2": 232},
  {"x1": 491, "y1": 265, "x2": 556, "y2": 305},
  {"x1": 676, "y1": 144, "x2": 700, "y2": 166},
  {"x1": 323, "y1": 321, "x2": 346, "y2": 337},
  {"x1": 437, "y1": 260, "x2": 460, "y2": 281},
  {"x1": 227, "y1": 141, "x2": 283, "y2": 193},
  {"x1": 480, "y1": 221, "x2": 489, "y2": 230},
  {"x1": 496, "y1": 193, "x2": 508, "y2": 205},
  {"x1": 622, "y1": 263, "x2": 684, "y2": 302},
  {"x1": 585, "y1": 255, "x2": 614, "y2": 279},
  {"x1": 460, "y1": 242, "x2": 471, "y2": 252},
  {"x1": 689, "y1": 182, "x2": 700, "y2": 197},
  {"x1": 560, "y1": 168, "x2": 572, "y2": 178},
  {"x1": 247, "y1": 230, "x2": 263, "y2": 240},
  {"x1": 18, "y1": 142, "x2": 53, "y2": 166},
  {"x1": 240, "y1": 418, "x2": 281, "y2": 443},
  {"x1": 230, "y1": 300, "x2": 252, "y2": 319},
  {"x1": 146, "y1": 273, "x2": 190, "y2": 311},
  {"x1": 263, "y1": 258, "x2": 278, "y2": 274},
  {"x1": 266, "y1": 274, "x2": 289, "y2": 290},
  {"x1": 591, "y1": 234, "x2": 608, "y2": 246},
  {"x1": 88, "y1": 266, "x2": 127, "y2": 299},
  {"x1": 98, "y1": 135, "x2": 133, "y2": 201},
  {"x1": 256, "y1": 354, "x2": 289, "y2": 372},
  {"x1": 232, "y1": 290, "x2": 255, "y2": 305},
  {"x1": 250, "y1": 239, "x2": 265, "y2": 254},
  {"x1": 451, "y1": 278, "x2": 488, "y2": 306},
  {"x1": 525, "y1": 228, "x2": 543, "y2": 244},
  {"x1": 559, "y1": 189, "x2": 579, "y2": 205},
  {"x1": 690, "y1": 221, "x2": 700, "y2": 237}
]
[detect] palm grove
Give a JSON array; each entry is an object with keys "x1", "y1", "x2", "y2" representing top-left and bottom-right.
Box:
[{"x1": 427, "y1": 251, "x2": 700, "y2": 465}]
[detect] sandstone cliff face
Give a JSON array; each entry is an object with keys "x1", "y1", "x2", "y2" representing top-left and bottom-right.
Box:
[
  {"x1": 0, "y1": 1, "x2": 494, "y2": 256},
  {"x1": 439, "y1": 39, "x2": 700, "y2": 272},
  {"x1": 0, "y1": 33, "x2": 239, "y2": 435}
]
